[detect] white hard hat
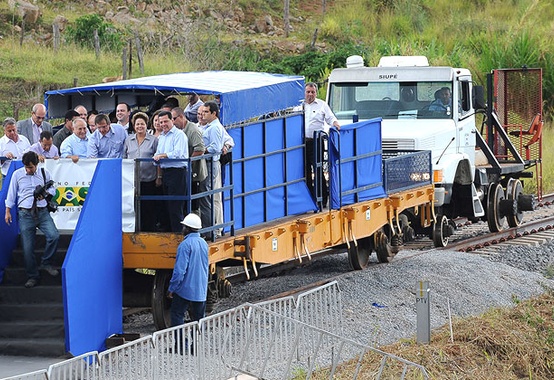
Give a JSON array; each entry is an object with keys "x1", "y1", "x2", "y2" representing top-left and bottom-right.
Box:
[{"x1": 180, "y1": 213, "x2": 202, "y2": 230}]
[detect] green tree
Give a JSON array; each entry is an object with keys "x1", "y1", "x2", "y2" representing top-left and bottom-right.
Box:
[{"x1": 65, "y1": 14, "x2": 123, "y2": 51}]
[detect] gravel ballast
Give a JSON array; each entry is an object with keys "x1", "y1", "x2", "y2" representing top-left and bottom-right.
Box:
[
  {"x1": 211, "y1": 242, "x2": 554, "y2": 347},
  {"x1": 126, "y1": 237, "x2": 554, "y2": 348}
]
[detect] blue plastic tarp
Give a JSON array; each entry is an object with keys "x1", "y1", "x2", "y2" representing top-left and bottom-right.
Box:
[
  {"x1": 63, "y1": 159, "x2": 123, "y2": 356},
  {"x1": 0, "y1": 160, "x2": 23, "y2": 283}
]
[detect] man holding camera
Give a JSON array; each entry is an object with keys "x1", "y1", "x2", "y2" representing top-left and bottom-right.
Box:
[{"x1": 4, "y1": 151, "x2": 60, "y2": 288}]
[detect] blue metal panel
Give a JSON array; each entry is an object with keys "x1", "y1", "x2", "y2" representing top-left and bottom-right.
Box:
[
  {"x1": 328, "y1": 119, "x2": 387, "y2": 209},
  {"x1": 0, "y1": 161, "x2": 23, "y2": 283},
  {"x1": 63, "y1": 159, "x2": 123, "y2": 356},
  {"x1": 224, "y1": 114, "x2": 317, "y2": 230}
]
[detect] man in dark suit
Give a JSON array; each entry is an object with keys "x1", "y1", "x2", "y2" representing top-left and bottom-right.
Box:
[
  {"x1": 16, "y1": 104, "x2": 53, "y2": 145},
  {"x1": 53, "y1": 110, "x2": 79, "y2": 149}
]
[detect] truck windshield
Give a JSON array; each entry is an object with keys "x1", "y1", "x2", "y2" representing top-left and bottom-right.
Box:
[{"x1": 328, "y1": 81, "x2": 453, "y2": 121}]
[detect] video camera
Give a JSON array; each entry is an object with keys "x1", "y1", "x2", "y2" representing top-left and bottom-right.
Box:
[{"x1": 34, "y1": 180, "x2": 58, "y2": 213}]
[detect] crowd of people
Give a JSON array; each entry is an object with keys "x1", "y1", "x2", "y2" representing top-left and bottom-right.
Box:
[
  {"x1": 1, "y1": 95, "x2": 231, "y2": 291},
  {"x1": 1, "y1": 95, "x2": 231, "y2": 233},
  {"x1": 1, "y1": 84, "x2": 339, "y2": 331}
]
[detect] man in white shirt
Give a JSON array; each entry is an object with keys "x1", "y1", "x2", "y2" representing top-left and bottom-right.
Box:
[
  {"x1": 1, "y1": 117, "x2": 31, "y2": 176},
  {"x1": 116, "y1": 102, "x2": 132, "y2": 133},
  {"x1": 300, "y1": 82, "x2": 340, "y2": 208},
  {"x1": 4, "y1": 151, "x2": 59, "y2": 287}
]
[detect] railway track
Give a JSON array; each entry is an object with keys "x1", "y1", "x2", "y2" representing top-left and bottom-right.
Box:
[{"x1": 244, "y1": 194, "x2": 554, "y2": 300}]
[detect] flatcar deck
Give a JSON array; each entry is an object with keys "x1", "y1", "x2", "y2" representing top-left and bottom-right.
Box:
[{"x1": 122, "y1": 184, "x2": 435, "y2": 277}]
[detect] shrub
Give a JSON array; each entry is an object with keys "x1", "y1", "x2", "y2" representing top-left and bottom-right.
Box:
[
  {"x1": 65, "y1": 14, "x2": 124, "y2": 51},
  {"x1": 320, "y1": 17, "x2": 343, "y2": 42}
]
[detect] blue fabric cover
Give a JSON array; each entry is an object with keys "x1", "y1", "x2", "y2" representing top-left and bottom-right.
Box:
[
  {"x1": 0, "y1": 161, "x2": 23, "y2": 283},
  {"x1": 328, "y1": 119, "x2": 386, "y2": 209},
  {"x1": 63, "y1": 159, "x2": 123, "y2": 356},
  {"x1": 45, "y1": 71, "x2": 305, "y2": 126}
]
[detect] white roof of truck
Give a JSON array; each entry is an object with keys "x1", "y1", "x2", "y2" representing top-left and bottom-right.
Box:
[{"x1": 329, "y1": 66, "x2": 471, "y2": 82}]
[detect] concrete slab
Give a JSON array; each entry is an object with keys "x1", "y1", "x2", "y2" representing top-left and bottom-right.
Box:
[{"x1": 0, "y1": 355, "x2": 63, "y2": 379}]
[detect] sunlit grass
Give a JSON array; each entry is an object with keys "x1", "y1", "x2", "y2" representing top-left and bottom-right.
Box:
[
  {"x1": 530, "y1": 123, "x2": 554, "y2": 196},
  {"x1": 313, "y1": 292, "x2": 554, "y2": 380},
  {"x1": 0, "y1": 39, "x2": 191, "y2": 88}
]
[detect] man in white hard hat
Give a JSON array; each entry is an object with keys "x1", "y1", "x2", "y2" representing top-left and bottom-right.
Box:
[{"x1": 167, "y1": 212, "x2": 209, "y2": 353}]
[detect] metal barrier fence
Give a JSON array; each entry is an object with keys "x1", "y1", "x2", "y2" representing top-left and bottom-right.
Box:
[
  {"x1": 152, "y1": 322, "x2": 200, "y2": 380},
  {"x1": 47, "y1": 352, "x2": 99, "y2": 380},
  {"x1": 226, "y1": 306, "x2": 429, "y2": 380},
  {"x1": 294, "y1": 281, "x2": 343, "y2": 334},
  {"x1": 98, "y1": 336, "x2": 154, "y2": 379},
  {"x1": 5, "y1": 281, "x2": 427, "y2": 380}
]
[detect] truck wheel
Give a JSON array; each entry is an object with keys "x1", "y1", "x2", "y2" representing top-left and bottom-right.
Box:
[
  {"x1": 432, "y1": 214, "x2": 449, "y2": 247},
  {"x1": 152, "y1": 270, "x2": 172, "y2": 330},
  {"x1": 487, "y1": 183, "x2": 506, "y2": 232}
]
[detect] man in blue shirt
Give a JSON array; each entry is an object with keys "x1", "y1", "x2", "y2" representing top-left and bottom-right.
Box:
[
  {"x1": 27, "y1": 130, "x2": 59, "y2": 162},
  {"x1": 199, "y1": 101, "x2": 225, "y2": 238},
  {"x1": 4, "y1": 151, "x2": 60, "y2": 288},
  {"x1": 87, "y1": 114, "x2": 126, "y2": 158},
  {"x1": 60, "y1": 118, "x2": 89, "y2": 163},
  {"x1": 168, "y1": 213, "x2": 208, "y2": 354},
  {"x1": 154, "y1": 110, "x2": 189, "y2": 232},
  {"x1": 429, "y1": 87, "x2": 452, "y2": 113}
]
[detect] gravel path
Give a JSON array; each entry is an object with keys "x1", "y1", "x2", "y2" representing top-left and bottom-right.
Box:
[{"x1": 125, "y1": 234, "x2": 554, "y2": 348}]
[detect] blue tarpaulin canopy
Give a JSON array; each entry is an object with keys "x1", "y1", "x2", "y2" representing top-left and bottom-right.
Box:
[{"x1": 44, "y1": 71, "x2": 305, "y2": 126}]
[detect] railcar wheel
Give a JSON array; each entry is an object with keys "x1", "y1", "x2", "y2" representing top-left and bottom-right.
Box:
[
  {"x1": 348, "y1": 237, "x2": 372, "y2": 270},
  {"x1": 375, "y1": 228, "x2": 395, "y2": 263},
  {"x1": 398, "y1": 213, "x2": 416, "y2": 242},
  {"x1": 152, "y1": 270, "x2": 172, "y2": 330},
  {"x1": 432, "y1": 214, "x2": 449, "y2": 248},
  {"x1": 507, "y1": 179, "x2": 524, "y2": 228},
  {"x1": 487, "y1": 183, "x2": 506, "y2": 233}
]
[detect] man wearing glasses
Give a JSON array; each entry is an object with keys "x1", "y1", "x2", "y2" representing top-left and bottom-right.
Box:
[{"x1": 16, "y1": 103, "x2": 53, "y2": 145}]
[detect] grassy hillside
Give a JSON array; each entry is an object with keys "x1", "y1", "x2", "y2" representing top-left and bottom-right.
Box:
[
  {"x1": 1, "y1": 0, "x2": 553, "y2": 192},
  {"x1": 1, "y1": 0, "x2": 553, "y2": 114}
]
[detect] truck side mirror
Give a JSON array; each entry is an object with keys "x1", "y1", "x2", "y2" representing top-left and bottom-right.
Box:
[{"x1": 473, "y1": 86, "x2": 485, "y2": 110}]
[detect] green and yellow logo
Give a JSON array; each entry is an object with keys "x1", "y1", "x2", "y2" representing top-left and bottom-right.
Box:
[{"x1": 54, "y1": 187, "x2": 89, "y2": 207}]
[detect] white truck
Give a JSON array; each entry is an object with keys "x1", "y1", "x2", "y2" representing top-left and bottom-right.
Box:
[{"x1": 326, "y1": 55, "x2": 538, "y2": 246}]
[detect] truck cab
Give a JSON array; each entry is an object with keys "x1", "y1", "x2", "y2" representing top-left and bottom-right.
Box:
[
  {"x1": 327, "y1": 55, "x2": 538, "y2": 244},
  {"x1": 327, "y1": 56, "x2": 482, "y2": 219}
]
